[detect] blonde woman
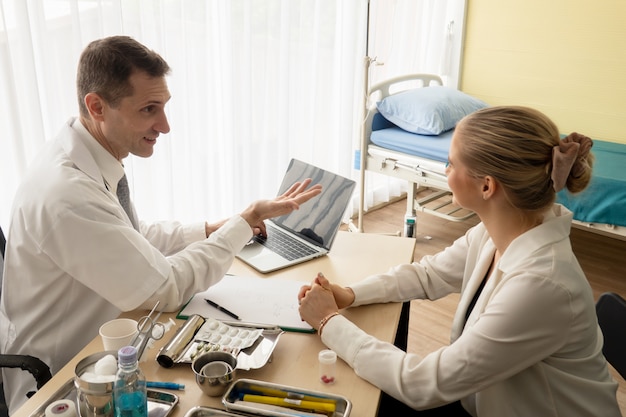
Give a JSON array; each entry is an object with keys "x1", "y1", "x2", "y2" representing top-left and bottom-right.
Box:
[{"x1": 299, "y1": 106, "x2": 620, "y2": 416}]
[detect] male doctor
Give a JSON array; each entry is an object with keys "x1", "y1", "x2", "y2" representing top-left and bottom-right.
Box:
[{"x1": 0, "y1": 35, "x2": 321, "y2": 414}]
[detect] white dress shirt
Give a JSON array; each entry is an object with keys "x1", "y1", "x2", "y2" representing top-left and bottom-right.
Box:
[
  {"x1": 322, "y1": 205, "x2": 620, "y2": 417},
  {"x1": 0, "y1": 118, "x2": 253, "y2": 414}
]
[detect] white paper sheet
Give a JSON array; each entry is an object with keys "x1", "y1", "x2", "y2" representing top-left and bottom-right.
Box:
[{"x1": 178, "y1": 275, "x2": 314, "y2": 332}]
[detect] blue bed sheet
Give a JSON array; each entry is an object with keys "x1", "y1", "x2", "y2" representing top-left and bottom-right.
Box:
[
  {"x1": 557, "y1": 140, "x2": 626, "y2": 227},
  {"x1": 370, "y1": 127, "x2": 452, "y2": 163}
]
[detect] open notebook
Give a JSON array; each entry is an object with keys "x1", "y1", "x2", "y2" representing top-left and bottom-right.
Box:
[{"x1": 237, "y1": 158, "x2": 356, "y2": 273}]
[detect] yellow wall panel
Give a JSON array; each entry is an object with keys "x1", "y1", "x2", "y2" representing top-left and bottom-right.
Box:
[{"x1": 462, "y1": 0, "x2": 626, "y2": 143}]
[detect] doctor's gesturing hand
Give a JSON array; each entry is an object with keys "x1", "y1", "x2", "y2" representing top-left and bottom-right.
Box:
[
  {"x1": 204, "y1": 178, "x2": 322, "y2": 238},
  {"x1": 240, "y1": 178, "x2": 322, "y2": 237}
]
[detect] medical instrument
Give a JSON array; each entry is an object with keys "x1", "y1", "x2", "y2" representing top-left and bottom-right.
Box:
[{"x1": 130, "y1": 301, "x2": 168, "y2": 360}]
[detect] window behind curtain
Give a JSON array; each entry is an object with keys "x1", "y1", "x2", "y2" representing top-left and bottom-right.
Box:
[{"x1": 0, "y1": 0, "x2": 465, "y2": 228}]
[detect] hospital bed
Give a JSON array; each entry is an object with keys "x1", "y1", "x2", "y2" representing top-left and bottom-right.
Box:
[
  {"x1": 356, "y1": 73, "x2": 626, "y2": 241},
  {"x1": 355, "y1": 73, "x2": 482, "y2": 233}
]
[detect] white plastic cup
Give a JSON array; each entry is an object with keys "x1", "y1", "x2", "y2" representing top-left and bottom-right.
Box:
[
  {"x1": 98, "y1": 318, "x2": 138, "y2": 351},
  {"x1": 318, "y1": 349, "x2": 337, "y2": 384}
]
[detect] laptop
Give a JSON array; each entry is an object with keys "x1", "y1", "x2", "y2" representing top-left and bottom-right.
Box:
[{"x1": 236, "y1": 158, "x2": 356, "y2": 273}]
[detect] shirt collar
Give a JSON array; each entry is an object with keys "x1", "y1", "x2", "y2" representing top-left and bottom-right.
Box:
[
  {"x1": 499, "y1": 204, "x2": 573, "y2": 273},
  {"x1": 72, "y1": 118, "x2": 125, "y2": 193}
]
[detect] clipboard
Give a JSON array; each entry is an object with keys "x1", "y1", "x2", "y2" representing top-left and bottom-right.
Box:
[{"x1": 177, "y1": 275, "x2": 314, "y2": 333}]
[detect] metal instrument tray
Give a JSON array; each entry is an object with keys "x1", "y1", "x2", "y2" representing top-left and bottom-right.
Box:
[
  {"x1": 157, "y1": 315, "x2": 284, "y2": 370},
  {"x1": 26, "y1": 378, "x2": 179, "y2": 417},
  {"x1": 222, "y1": 378, "x2": 351, "y2": 417},
  {"x1": 183, "y1": 407, "x2": 245, "y2": 417}
]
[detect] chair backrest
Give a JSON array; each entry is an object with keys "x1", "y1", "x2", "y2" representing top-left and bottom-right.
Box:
[
  {"x1": 596, "y1": 292, "x2": 626, "y2": 379},
  {"x1": 0, "y1": 226, "x2": 5, "y2": 298},
  {"x1": 0, "y1": 226, "x2": 5, "y2": 258},
  {"x1": 0, "y1": 225, "x2": 52, "y2": 411}
]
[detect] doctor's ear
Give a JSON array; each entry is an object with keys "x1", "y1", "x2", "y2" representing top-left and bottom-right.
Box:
[{"x1": 84, "y1": 93, "x2": 106, "y2": 121}]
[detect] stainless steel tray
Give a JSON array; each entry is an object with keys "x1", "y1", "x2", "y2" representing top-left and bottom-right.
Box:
[
  {"x1": 158, "y1": 315, "x2": 284, "y2": 371},
  {"x1": 222, "y1": 378, "x2": 351, "y2": 417},
  {"x1": 26, "y1": 378, "x2": 179, "y2": 417},
  {"x1": 183, "y1": 406, "x2": 244, "y2": 417}
]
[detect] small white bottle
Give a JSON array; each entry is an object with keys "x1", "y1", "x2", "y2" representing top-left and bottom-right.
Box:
[
  {"x1": 318, "y1": 349, "x2": 337, "y2": 384},
  {"x1": 113, "y1": 346, "x2": 147, "y2": 417}
]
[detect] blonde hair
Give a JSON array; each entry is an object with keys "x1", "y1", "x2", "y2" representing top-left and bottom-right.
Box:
[{"x1": 455, "y1": 106, "x2": 594, "y2": 212}]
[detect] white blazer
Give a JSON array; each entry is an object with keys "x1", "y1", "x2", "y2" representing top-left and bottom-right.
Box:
[
  {"x1": 322, "y1": 205, "x2": 620, "y2": 417},
  {"x1": 0, "y1": 118, "x2": 252, "y2": 414}
]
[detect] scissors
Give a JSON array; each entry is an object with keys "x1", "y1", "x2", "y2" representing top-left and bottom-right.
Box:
[{"x1": 130, "y1": 301, "x2": 168, "y2": 359}]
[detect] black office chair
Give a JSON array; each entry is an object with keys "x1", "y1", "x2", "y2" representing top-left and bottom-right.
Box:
[
  {"x1": 0, "y1": 225, "x2": 4, "y2": 259},
  {"x1": 0, "y1": 226, "x2": 52, "y2": 417},
  {"x1": 596, "y1": 292, "x2": 626, "y2": 379}
]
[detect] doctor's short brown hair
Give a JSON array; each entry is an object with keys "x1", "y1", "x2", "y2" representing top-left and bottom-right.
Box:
[{"x1": 76, "y1": 35, "x2": 171, "y2": 118}]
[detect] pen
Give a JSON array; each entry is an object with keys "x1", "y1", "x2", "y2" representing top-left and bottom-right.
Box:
[
  {"x1": 241, "y1": 394, "x2": 336, "y2": 413},
  {"x1": 146, "y1": 381, "x2": 185, "y2": 390},
  {"x1": 204, "y1": 298, "x2": 240, "y2": 320}
]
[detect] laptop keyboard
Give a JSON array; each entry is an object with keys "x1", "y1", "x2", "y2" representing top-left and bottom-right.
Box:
[{"x1": 254, "y1": 227, "x2": 318, "y2": 260}]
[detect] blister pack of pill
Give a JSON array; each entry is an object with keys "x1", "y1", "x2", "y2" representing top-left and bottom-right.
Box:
[{"x1": 181, "y1": 318, "x2": 263, "y2": 362}]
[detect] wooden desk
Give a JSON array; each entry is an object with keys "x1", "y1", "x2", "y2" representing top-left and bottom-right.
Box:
[{"x1": 13, "y1": 231, "x2": 415, "y2": 417}]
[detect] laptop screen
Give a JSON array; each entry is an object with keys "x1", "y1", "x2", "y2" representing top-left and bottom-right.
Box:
[{"x1": 272, "y1": 159, "x2": 356, "y2": 250}]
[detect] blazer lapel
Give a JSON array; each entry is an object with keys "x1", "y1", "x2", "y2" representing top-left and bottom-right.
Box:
[{"x1": 450, "y1": 239, "x2": 497, "y2": 341}]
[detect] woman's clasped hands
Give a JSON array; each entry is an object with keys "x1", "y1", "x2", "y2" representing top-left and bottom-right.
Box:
[{"x1": 298, "y1": 272, "x2": 355, "y2": 332}]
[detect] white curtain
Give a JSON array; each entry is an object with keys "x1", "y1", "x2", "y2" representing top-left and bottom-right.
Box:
[
  {"x1": 0, "y1": 0, "x2": 465, "y2": 230},
  {"x1": 360, "y1": 0, "x2": 467, "y2": 212}
]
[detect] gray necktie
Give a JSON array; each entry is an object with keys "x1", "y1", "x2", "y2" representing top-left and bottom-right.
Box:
[{"x1": 117, "y1": 174, "x2": 139, "y2": 230}]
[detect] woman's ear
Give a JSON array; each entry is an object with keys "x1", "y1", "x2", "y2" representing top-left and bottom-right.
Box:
[{"x1": 482, "y1": 175, "x2": 497, "y2": 200}]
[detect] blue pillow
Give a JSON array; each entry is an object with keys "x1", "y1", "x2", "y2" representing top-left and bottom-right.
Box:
[{"x1": 376, "y1": 86, "x2": 488, "y2": 135}]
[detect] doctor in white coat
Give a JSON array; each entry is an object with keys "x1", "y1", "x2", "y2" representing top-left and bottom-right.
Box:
[{"x1": 0, "y1": 35, "x2": 321, "y2": 414}]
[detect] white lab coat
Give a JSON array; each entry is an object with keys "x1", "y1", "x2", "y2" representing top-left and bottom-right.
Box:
[
  {"x1": 322, "y1": 205, "x2": 620, "y2": 416},
  {"x1": 0, "y1": 118, "x2": 252, "y2": 414}
]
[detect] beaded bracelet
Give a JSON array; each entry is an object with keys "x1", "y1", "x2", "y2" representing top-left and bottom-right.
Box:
[{"x1": 318, "y1": 312, "x2": 340, "y2": 336}]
